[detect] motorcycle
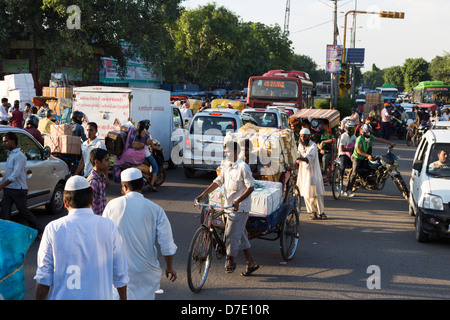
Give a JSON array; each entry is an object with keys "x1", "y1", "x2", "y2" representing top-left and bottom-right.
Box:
[
  {"x1": 331, "y1": 146, "x2": 409, "y2": 200},
  {"x1": 391, "y1": 118, "x2": 407, "y2": 140},
  {"x1": 112, "y1": 139, "x2": 167, "y2": 189},
  {"x1": 412, "y1": 120, "x2": 429, "y2": 147}
]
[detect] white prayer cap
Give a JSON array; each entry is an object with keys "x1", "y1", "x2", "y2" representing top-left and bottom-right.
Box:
[
  {"x1": 300, "y1": 128, "x2": 310, "y2": 135},
  {"x1": 64, "y1": 175, "x2": 91, "y2": 191},
  {"x1": 121, "y1": 168, "x2": 142, "y2": 182}
]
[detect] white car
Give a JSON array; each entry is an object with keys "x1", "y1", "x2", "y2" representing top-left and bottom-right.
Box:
[
  {"x1": 242, "y1": 108, "x2": 289, "y2": 129},
  {"x1": 0, "y1": 126, "x2": 70, "y2": 216},
  {"x1": 182, "y1": 109, "x2": 257, "y2": 177},
  {"x1": 409, "y1": 129, "x2": 450, "y2": 242}
]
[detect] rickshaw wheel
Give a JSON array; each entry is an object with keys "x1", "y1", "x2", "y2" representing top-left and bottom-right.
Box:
[
  {"x1": 284, "y1": 184, "x2": 301, "y2": 215},
  {"x1": 280, "y1": 208, "x2": 300, "y2": 261},
  {"x1": 331, "y1": 163, "x2": 342, "y2": 200}
]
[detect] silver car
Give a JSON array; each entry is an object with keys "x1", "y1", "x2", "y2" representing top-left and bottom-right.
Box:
[{"x1": 0, "y1": 126, "x2": 70, "y2": 216}]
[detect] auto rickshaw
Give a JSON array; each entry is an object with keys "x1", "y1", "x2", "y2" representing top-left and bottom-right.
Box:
[{"x1": 289, "y1": 108, "x2": 341, "y2": 181}]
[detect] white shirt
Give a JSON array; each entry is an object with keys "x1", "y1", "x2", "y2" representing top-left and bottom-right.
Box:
[
  {"x1": 213, "y1": 158, "x2": 255, "y2": 213},
  {"x1": 296, "y1": 140, "x2": 325, "y2": 198},
  {"x1": 81, "y1": 137, "x2": 106, "y2": 177},
  {"x1": 5, "y1": 148, "x2": 28, "y2": 189},
  {"x1": 102, "y1": 192, "x2": 177, "y2": 300},
  {"x1": 34, "y1": 208, "x2": 129, "y2": 300},
  {"x1": 0, "y1": 106, "x2": 9, "y2": 122},
  {"x1": 338, "y1": 132, "x2": 356, "y2": 158}
]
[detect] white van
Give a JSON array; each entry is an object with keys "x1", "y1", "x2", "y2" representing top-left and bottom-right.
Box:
[
  {"x1": 409, "y1": 129, "x2": 450, "y2": 242},
  {"x1": 73, "y1": 86, "x2": 186, "y2": 164}
]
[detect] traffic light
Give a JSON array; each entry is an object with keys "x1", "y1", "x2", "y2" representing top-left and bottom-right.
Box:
[
  {"x1": 339, "y1": 67, "x2": 351, "y2": 98},
  {"x1": 379, "y1": 11, "x2": 405, "y2": 19}
]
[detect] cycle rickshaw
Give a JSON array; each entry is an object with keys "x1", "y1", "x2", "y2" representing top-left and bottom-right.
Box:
[
  {"x1": 290, "y1": 108, "x2": 341, "y2": 180},
  {"x1": 187, "y1": 128, "x2": 301, "y2": 293}
]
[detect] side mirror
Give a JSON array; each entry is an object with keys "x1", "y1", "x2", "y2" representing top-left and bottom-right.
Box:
[
  {"x1": 412, "y1": 159, "x2": 423, "y2": 172},
  {"x1": 43, "y1": 146, "x2": 51, "y2": 159}
]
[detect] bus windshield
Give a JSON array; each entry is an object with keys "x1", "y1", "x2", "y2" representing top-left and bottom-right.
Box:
[
  {"x1": 423, "y1": 89, "x2": 450, "y2": 104},
  {"x1": 250, "y1": 79, "x2": 299, "y2": 99}
]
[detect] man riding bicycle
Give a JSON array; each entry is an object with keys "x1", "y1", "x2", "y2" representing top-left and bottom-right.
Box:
[
  {"x1": 195, "y1": 141, "x2": 260, "y2": 276},
  {"x1": 338, "y1": 120, "x2": 356, "y2": 189}
]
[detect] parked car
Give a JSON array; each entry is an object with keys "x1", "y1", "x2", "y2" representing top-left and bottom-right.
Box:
[
  {"x1": 0, "y1": 126, "x2": 70, "y2": 216},
  {"x1": 182, "y1": 109, "x2": 257, "y2": 177},
  {"x1": 242, "y1": 108, "x2": 289, "y2": 129},
  {"x1": 409, "y1": 129, "x2": 450, "y2": 242}
]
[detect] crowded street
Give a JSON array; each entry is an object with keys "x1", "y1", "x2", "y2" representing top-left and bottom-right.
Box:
[{"x1": 21, "y1": 139, "x2": 450, "y2": 300}]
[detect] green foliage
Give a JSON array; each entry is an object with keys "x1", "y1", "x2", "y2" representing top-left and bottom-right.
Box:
[
  {"x1": 383, "y1": 66, "x2": 404, "y2": 92},
  {"x1": 403, "y1": 58, "x2": 429, "y2": 92},
  {"x1": 337, "y1": 96, "x2": 356, "y2": 118},
  {"x1": 429, "y1": 52, "x2": 450, "y2": 84},
  {"x1": 362, "y1": 69, "x2": 384, "y2": 89}
]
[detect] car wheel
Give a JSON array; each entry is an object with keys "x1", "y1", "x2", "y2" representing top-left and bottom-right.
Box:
[
  {"x1": 45, "y1": 182, "x2": 66, "y2": 215},
  {"x1": 415, "y1": 214, "x2": 429, "y2": 242}
]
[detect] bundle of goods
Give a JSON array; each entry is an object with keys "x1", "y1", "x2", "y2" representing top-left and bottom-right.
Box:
[
  {"x1": 44, "y1": 124, "x2": 81, "y2": 154},
  {"x1": 222, "y1": 123, "x2": 298, "y2": 180},
  {"x1": 105, "y1": 130, "x2": 127, "y2": 156},
  {"x1": 208, "y1": 180, "x2": 283, "y2": 218},
  {"x1": 2, "y1": 73, "x2": 36, "y2": 108}
]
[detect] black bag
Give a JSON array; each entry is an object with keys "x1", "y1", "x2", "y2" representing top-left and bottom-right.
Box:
[{"x1": 105, "y1": 130, "x2": 126, "y2": 156}]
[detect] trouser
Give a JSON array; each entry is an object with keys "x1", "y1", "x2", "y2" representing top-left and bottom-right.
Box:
[
  {"x1": 304, "y1": 187, "x2": 325, "y2": 214},
  {"x1": 224, "y1": 211, "x2": 251, "y2": 257},
  {"x1": 346, "y1": 156, "x2": 365, "y2": 193},
  {"x1": 381, "y1": 121, "x2": 390, "y2": 139},
  {"x1": 1, "y1": 188, "x2": 43, "y2": 234},
  {"x1": 339, "y1": 155, "x2": 352, "y2": 183},
  {"x1": 144, "y1": 154, "x2": 159, "y2": 174}
]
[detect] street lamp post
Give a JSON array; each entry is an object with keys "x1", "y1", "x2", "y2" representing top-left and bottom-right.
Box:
[{"x1": 339, "y1": 10, "x2": 405, "y2": 98}]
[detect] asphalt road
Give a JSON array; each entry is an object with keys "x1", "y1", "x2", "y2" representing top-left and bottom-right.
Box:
[{"x1": 22, "y1": 138, "x2": 450, "y2": 300}]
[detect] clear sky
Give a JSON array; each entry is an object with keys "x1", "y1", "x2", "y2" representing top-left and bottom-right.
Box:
[{"x1": 181, "y1": 0, "x2": 450, "y2": 73}]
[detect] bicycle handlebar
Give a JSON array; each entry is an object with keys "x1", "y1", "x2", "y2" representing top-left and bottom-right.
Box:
[{"x1": 194, "y1": 199, "x2": 234, "y2": 210}]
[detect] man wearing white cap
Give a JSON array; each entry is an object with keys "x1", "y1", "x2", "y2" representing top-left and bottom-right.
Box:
[
  {"x1": 296, "y1": 128, "x2": 327, "y2": 220},
  {"x1": 34, "y1": 175, "x2": 129, "y2": 300},
  {"x1": 102, "y1": 168, "x2": 177, "y2": 300}
]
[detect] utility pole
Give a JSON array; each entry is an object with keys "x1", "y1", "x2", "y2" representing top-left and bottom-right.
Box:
[
  {"x1": 331, "y1": 0, "x2": 338, "y2": 109},
  {"x1": 284, "y1": 0, "x2": 291, "y2": 36},
  {"x1": 350, "y1": 0, "x2": 357, "y2": 99}
]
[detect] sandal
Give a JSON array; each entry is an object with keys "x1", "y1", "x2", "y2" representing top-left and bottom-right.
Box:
[
  {"x1": 149, "y1": 185, "x2": 158, "y2": 192},
  {"x1": 225, "y1": 262, "x2": 236, "y2": 273},
  {"x1": 241, "y1": 264, "x2": 260, "y2": 277}
]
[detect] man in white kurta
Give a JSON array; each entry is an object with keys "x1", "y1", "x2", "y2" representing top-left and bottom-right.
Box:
[
  {"x1": 296, "y1": 128, "x2": 326, "y2": 220},
  {"x1": 34, "y1": 176, "x2": 129, "y2": 300},
  {"x1": 102, "y1": 168, "x2": 177, "y2": 300}
]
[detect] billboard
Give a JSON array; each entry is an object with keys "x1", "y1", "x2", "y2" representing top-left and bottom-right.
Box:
[{"x1": 325, "y1": 45, "x2": 343, "y2": 74}]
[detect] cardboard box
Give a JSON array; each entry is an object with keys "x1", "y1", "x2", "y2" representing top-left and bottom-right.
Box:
[
  {"x1": 56, "y1": 87, "x2": 73, "y2": 99},
  {"x1": 45, "y1": 135, "x2": 81, "y2": 154},
  {"x1": 4, "y1": 73, "x2": 34, "y2": 90},
  {"x1": 51, "y1": 124, "x2": 73, "y2": 136}
]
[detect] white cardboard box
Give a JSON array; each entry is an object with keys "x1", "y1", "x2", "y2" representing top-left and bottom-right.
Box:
[{"x1": 4, "y1": 73, "x2": 34, "y2": 90}]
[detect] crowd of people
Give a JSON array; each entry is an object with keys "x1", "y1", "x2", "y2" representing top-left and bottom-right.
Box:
[{"x1": 0, "y1": 98, "x2": 177, "y2": 300}]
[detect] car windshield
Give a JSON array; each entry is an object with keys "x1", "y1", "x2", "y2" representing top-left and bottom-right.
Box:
[
  {"x1": 427, "y1": 143, "x2": 450, "y2": 177},
  {"x1": 245, "y1": 111, "x2": 278, "y2": 128},
  {"x1": 190, "y1": 115, "x2": 237, "y2": 136}
]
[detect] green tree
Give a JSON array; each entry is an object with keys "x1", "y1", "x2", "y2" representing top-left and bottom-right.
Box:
[
  {"x1": 429, "y1": 52, "x2": 450, "y2": 84},
  {"x1": 403, "y1": 58, "x2": 430, "y2": 92},
  {"x1": 163, "y1": 3, "x2": 241, "y2": 87},
  {"x1": 383, "y1": 66, "x2": 404, "y2": 92},
  {"x1": 291, "y1": 54, "x2": 328, "y2": 84},
  {"x1": 1, "y1": 0, "x2": 182, "y2": 83}
]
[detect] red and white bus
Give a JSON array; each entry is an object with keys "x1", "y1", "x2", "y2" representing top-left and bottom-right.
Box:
[{"x1": 246, "y1": 70, "x2": 314, "y2": 109}]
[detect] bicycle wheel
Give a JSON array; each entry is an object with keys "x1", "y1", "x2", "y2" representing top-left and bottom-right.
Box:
[
  {"x1": 331, "y1": 163, "x2": 342, "y2": 200},
  {"x1": 284, "y1": 184, "x2": 301, "y2": 215},
  {"x1": 187, "y1": 226, "x2": 213, "y2": 293},
  {"x1": 280, "y1": 208, "x2": 300, "y2": 261}
]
